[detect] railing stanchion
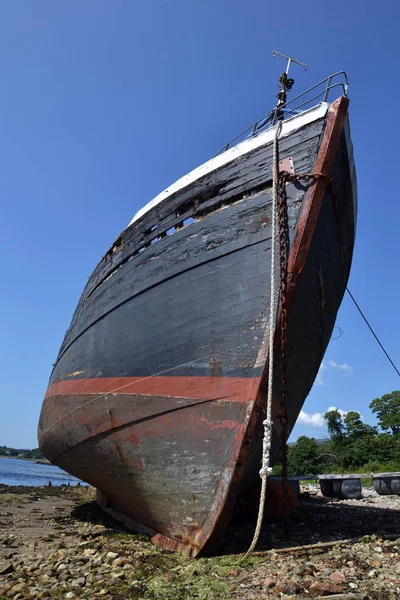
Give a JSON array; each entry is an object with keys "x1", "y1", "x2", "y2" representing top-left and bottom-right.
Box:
[{"x1": 322, "y1": 76, "x2": 332, "y2": 103}]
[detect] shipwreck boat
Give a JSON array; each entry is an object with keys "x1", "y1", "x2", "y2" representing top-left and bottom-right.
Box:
[{"x1": 38, "y1": 67, "x2": 357, "y2": 556}]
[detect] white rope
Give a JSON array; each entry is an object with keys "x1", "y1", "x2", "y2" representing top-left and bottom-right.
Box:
[{"x1": 245, "y1": 119, "x2": 282, "y2": 556}]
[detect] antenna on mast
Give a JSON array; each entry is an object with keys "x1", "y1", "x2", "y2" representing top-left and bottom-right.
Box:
[
  {"x1": 272, "y1": 51, "x2": 307, "y2": 75},
  {"x1": 271, "y1": 51, "x2": 308, "y2": 123}
]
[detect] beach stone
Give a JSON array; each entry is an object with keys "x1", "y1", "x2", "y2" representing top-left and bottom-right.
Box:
[
  {"x1": 26, "y1": 565, "x2": 38, "y2": 573},
  {"x1": 106, "y1": 552, "x2": 118, "y2": 560},
  {"x1": 65, "y1": 593, "x2": 75, "y2": 599},
  {"x1": 71, "y1": 576, "x2": 86, "y2": 587},
  {"x1": 0, "y1": 585, "x2": 13, "y2": 596},
  {"x1": 11, "y1": 582, "x2": 27, "y2": 592},
  {"x1": 129, "y1": 580, "x2": 146, "y2": 593},
  {"x1": 273, "y1": 580, "x2": 297, "y2": 595},
  {"x1": 110, "y1": 570, "x2": 125, "y2": 579},
  {"x1": 312, "y1": 595, "x2": 369, "y2": 599},
  {"x1": 28, "y1": 587, "x2": 40, "y2": 595},
  {"x1": 309, "y1": 581, "x2": 345, "y2": 597},
  {"x1": 330, "y1": 571, "x2": 347, "y2": 583},
  {"x1": 2, "y1": 551, "x2": 17, "y2": 560},
  {"x1": 0, "y1": 561, "x2": 14, "y2": 574},
  {"x1": 263, "y1": 576, "x2": 276, "y2": 588},
  {"x1": 370, "y1": 559, "x2": 382, "y2": 568}
]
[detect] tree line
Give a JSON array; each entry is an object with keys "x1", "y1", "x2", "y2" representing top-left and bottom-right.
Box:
[
  {"x1": 282, "y1": 390, "x2": 400, "y2": 475},
  {"x1": 0, "y1": 446, "x2": 44, "y2": 460}
]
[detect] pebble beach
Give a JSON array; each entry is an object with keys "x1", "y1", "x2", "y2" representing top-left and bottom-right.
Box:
[{"x1": 0, "y1": 484, "x2": 399, "y2": 599}]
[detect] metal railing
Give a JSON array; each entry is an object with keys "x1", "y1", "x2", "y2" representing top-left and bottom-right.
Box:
[{"x1": 213, "y1": 71, "x2": 348, "y2": 157}]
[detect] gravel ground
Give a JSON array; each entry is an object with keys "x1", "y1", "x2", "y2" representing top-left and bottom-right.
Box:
[{"x1": 0, "y1": 484, "x2": 399, "y2": 599}]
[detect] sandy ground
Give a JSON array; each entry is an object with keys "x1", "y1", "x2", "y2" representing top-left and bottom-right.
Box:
[{"x1": 0, "y1": 484, "x2": 399, "y2": 599}]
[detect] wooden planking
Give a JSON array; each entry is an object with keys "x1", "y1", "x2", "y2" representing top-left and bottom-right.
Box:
[
  {"x1": 273, "y1": 125, "x2": 354, "y2": 429},
  {"x1": 47, "y1": 397, "x2": 249, "y2": 541},
  {"x1": 40, "y1": 381, "x2": 257, "y2": 461},
  {"x1": 235, "y1": 127, "x2": 356, "y2": 513},
  {"x1": 75, "y1": 117, "x2": 326, "y2": 308},
  {"x1": 39, "y1": 110, "x2": 357, "y2": 558},
  {"x1": 52, "y1": 241, "x2": 277, "y2": 381},
  {"x1": 271, "y1": 124, "x2": 355, "y2": 440},
  {"x1": 56, "y1": 183, "x2": 307, "y2": 365}
]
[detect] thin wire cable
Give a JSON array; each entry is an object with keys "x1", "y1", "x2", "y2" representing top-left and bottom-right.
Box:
[{"x1": 346, "y1": 287, "x2": 400, "y2": 377}]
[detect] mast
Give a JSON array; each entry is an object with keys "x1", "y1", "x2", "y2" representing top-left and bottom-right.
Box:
[{"x1": 271, "y1": 51, "x2": 308, "y2": 124}]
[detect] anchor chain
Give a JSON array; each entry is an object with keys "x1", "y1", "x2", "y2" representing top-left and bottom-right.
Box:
[
  {"x1": 246, "y1": 152, "x2": 333, "y2": 555},
  {"x1": 277, "y1": 171, "x2": 290, "y2": 523},
  {"x1": 277, "y1": 169, "x2": 332, "y2": 523}
]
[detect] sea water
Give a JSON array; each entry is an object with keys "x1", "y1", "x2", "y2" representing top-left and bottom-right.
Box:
[{"x1": 0, "y1": 456, "x2": 86, "y2": 486}]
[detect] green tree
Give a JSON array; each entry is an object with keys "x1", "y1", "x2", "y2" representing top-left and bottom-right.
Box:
[
  {"x1": 287, "y1": 436, "x2": 321, "y2": 475},
  {"x1": 29, "y1": 448, "x2": 44, "y2": 460},
  {"x1": 372, "y1": 433, "x2": 400, "y2": 463},
  {"x1": 370, "y1": 391, "x2": 400, "y2": 434},
  {"x1": 344, "y1": 411, "x2": 377, "y2": 439},
  {"x1": 324, "y1": 409, "x2": 344, "y2": 439}
]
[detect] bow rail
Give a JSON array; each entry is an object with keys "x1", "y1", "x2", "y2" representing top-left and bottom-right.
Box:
[{"x1": 213, "y1": 71, "x2": 349, "y2": 158}]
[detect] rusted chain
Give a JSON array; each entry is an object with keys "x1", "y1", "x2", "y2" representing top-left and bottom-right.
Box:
[
  {"x1": 245, "y1": 160, "x2": 333, "y2": 556},
  {"x1": 276, "y1": 169, "x2": 332, "y2": 526},
  {"x1": 280, "y1": 171, "x2": 332, "y2": 185},
  {"x1": 277, "y1": 171, "x2": 290, "y2": 526}
]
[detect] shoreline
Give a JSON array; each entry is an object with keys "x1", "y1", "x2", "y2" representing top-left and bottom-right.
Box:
[
  {"x1": 0, "y1": 456, "x2": 52, "y2": 464},
  {"x1": 0, "y1": 484, "x2": 399, "y2": 599},
  {"x1": 0, "y1": 456, "x2": 87, "y2": 488}
]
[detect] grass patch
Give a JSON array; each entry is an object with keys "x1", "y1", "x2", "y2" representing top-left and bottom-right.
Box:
[{"x1": 98, "y1": 538, "x2": 264, "y2": 600}]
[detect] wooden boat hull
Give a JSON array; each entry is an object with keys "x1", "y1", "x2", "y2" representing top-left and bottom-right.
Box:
[{"x1": 38, "y1": 97, "x2": 356, "y2": 556}]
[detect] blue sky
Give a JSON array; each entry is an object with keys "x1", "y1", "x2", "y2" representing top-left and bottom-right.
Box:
[{"x1": 1, "y1": 1, "x2": 399, "y2": 448}]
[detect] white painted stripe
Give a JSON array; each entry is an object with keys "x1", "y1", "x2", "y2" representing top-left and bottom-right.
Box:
[{"x1": 127, "y1": 103, "x2": 329, "y2": 228}]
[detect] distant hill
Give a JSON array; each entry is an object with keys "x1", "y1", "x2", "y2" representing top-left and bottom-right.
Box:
[{"x1": 288, "y1": 438, "x2": 326, "y2": 446}]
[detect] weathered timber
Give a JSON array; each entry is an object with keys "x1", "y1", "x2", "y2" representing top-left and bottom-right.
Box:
[
  {"x1": 74, "y1": 118, "x2": 326, "y2": 314},
  {"x1": 39, "y1": 97, "x2": 356, "y2": 556},
  {"x1": 55, "y1": 186, "x2": 305, "y2": 373}
]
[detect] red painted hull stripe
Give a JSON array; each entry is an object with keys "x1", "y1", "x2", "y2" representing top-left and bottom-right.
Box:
[{"x1": 45, "y1": 376, "x2": 262, "y2": 403}]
